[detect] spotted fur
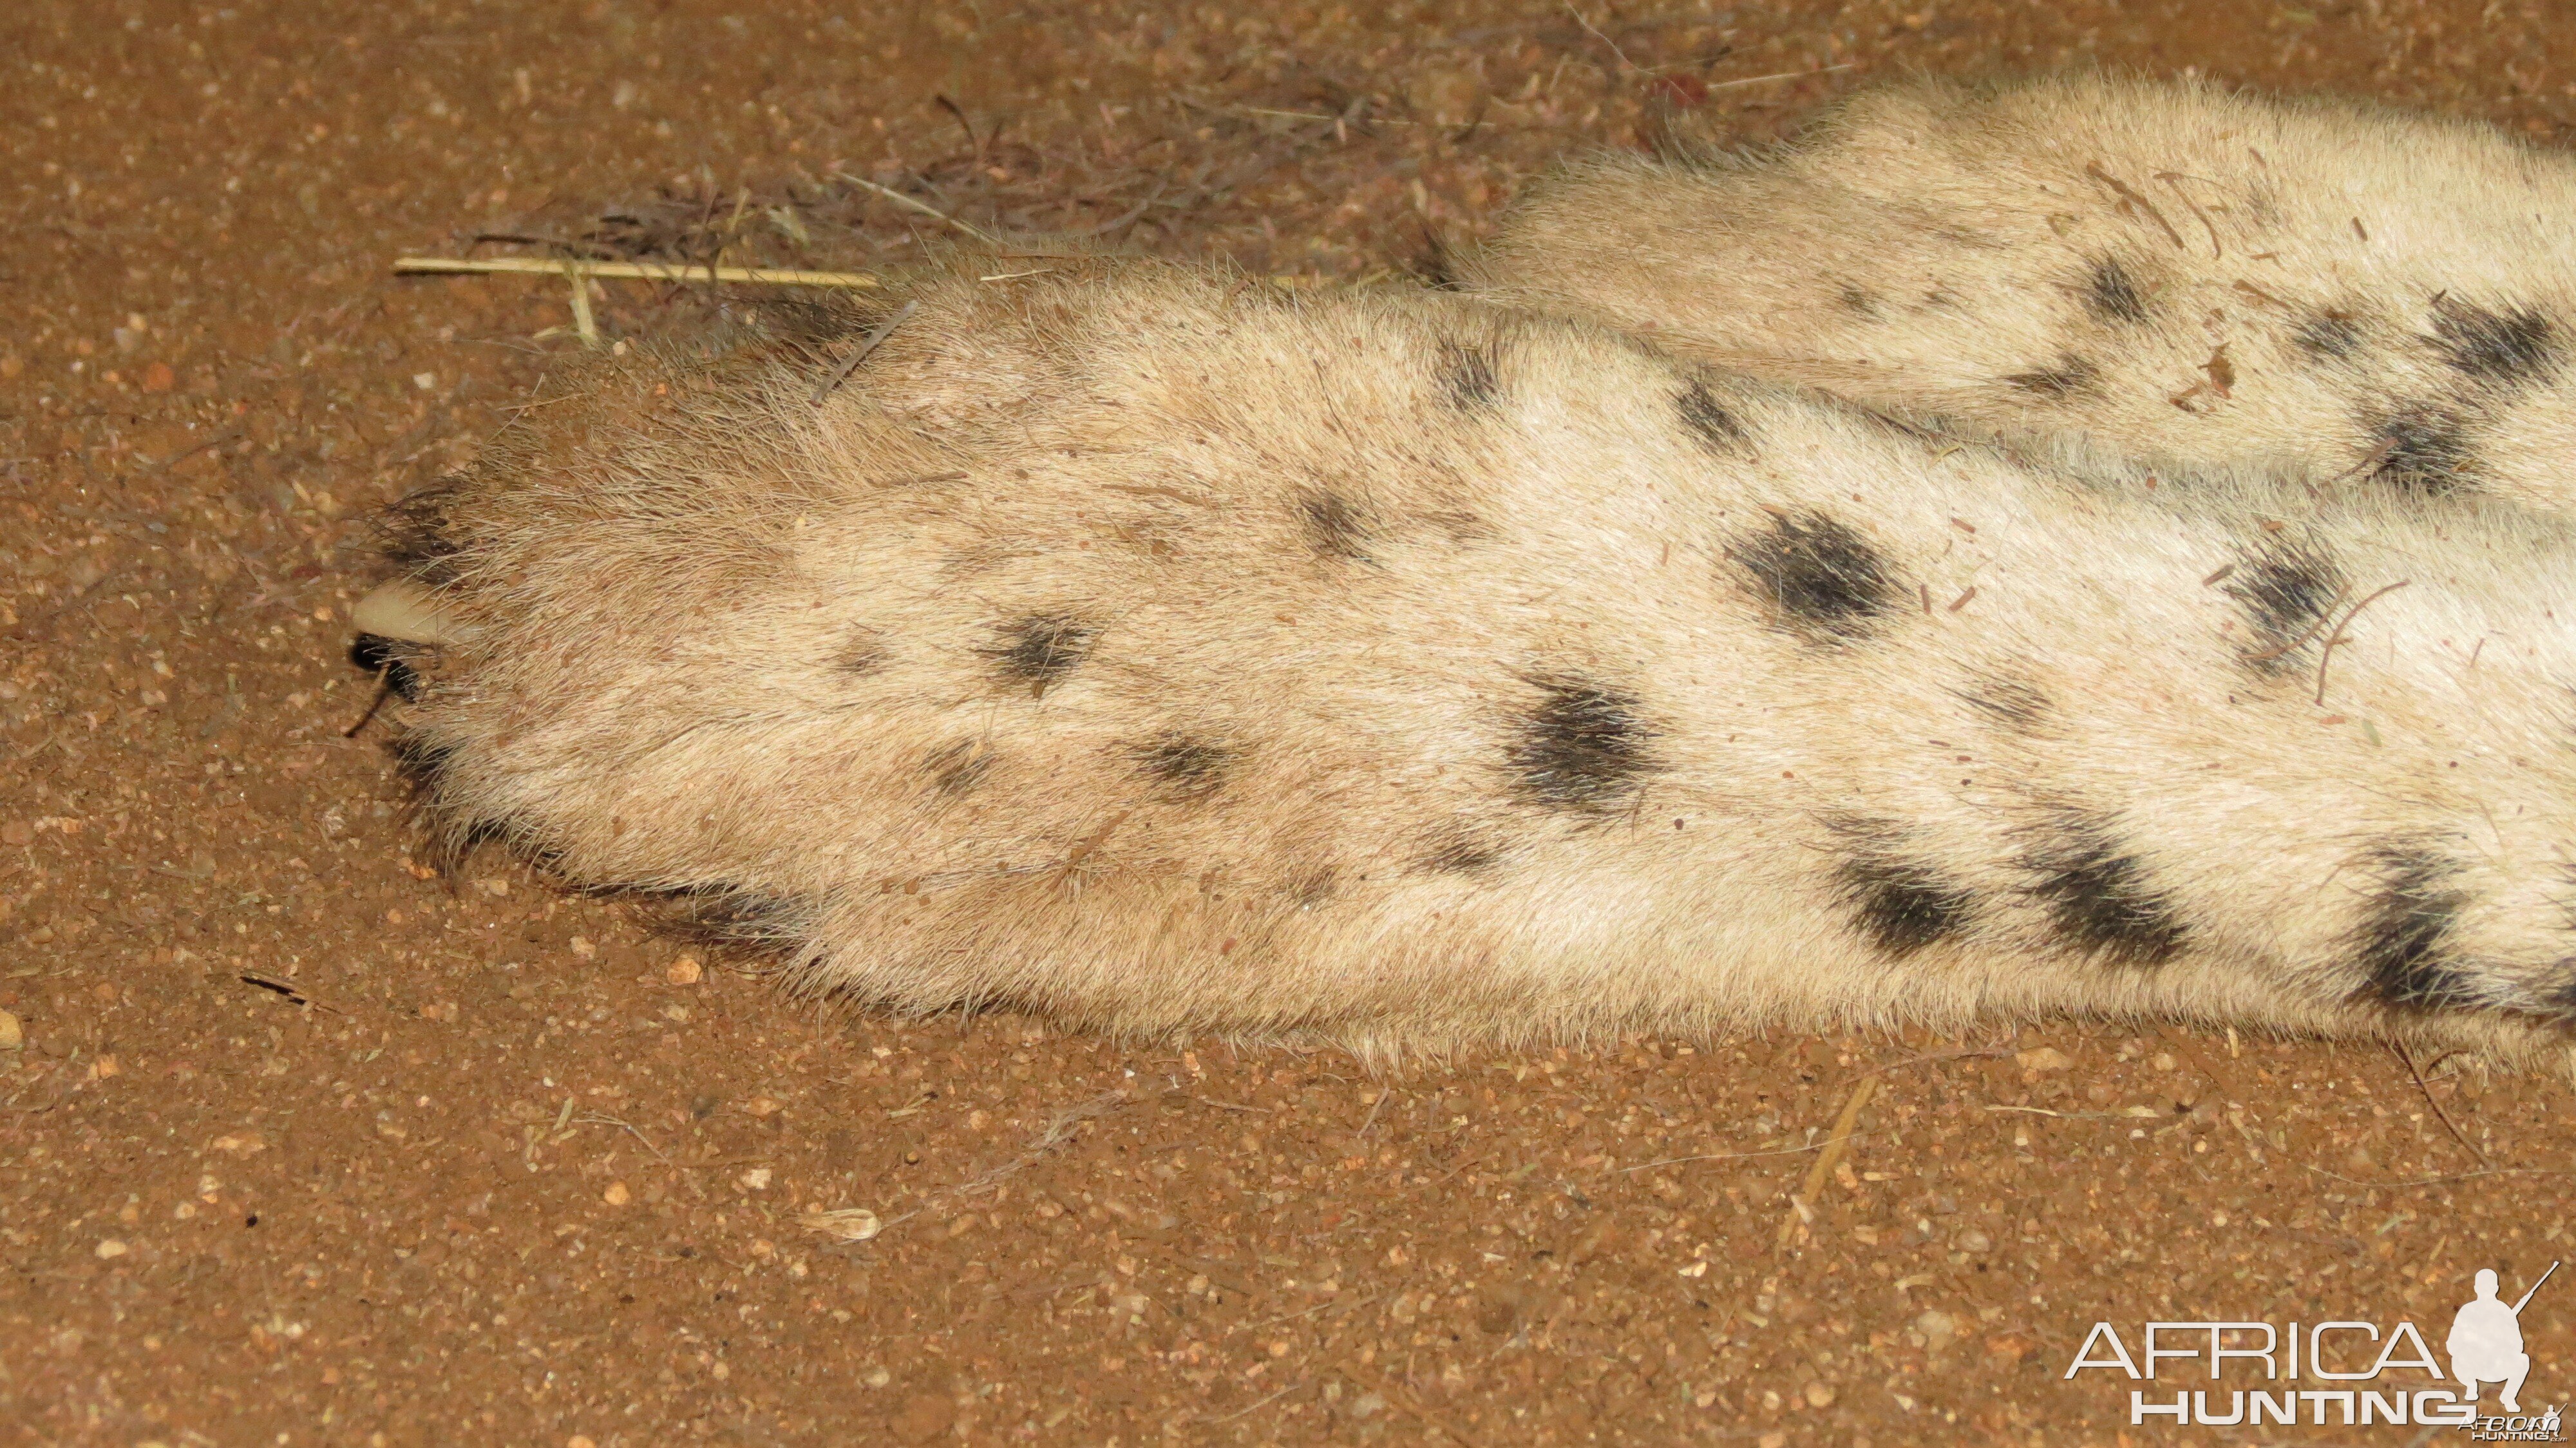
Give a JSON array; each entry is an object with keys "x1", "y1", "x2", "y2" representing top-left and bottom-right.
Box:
[
  {"x1": 2222, "y1": 535, "x2": 2344, "y2": 676},
  {"x1": 2351, "y1": 846, "x2": 2480, "y2": 1011},
  {"x1": 1728, "y1": 510, "x2": 1900, "y2": 643},
  {"x1": 1828, "y1": 818, "x2": 1980, "y2": 959},
  {"x1": 361, "y1": 262, "x2": 2576, "y2": 1065},
  {"x1": 1510, "y1": 676, "x2": 1660, "y2": 813},
  {"x1": 1676, "y1": 380, "x2": 1756, "y2": 457},
  {"x1": 2082, "y1": 255, "x2": 2152, "y2": 327},
  {"x1": 1468, "y1": 73, "x2": 2576, "y2": 517}
]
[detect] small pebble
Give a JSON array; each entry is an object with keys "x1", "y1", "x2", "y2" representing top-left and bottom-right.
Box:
[
  {"x1": 2015, "y1": 1046, "x2": 2072, "y2": 1072},
  {"x1": 1803, "y1": 1382, "x2": 1835, "y2": 1409},
  {"x1": 0, "y1": 1010, "x2": 21, "y2": 1051},
  {"x1": 799, "y1": 1206, "x2": 882, "y2": 1243},
  {"x1": 737, "y1": 1167, "x2": 773, "y2": 1191},
  {"x1": 603, "y1": 1181, "x2": 631, "y2": 1207},
  {"x1": 95, "y1": 1240, "x2": 129, "y2": 1259},
  {"x1": 666, "y1": 957, "x2": 703, "y2": 986}
]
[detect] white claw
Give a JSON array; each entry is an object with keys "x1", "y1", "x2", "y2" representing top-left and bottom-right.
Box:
[{"x1": 352, "y1": 580, "x2": 458, "y2": 645}]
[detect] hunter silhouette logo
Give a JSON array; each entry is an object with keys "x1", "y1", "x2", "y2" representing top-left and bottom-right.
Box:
[
  {"x1": 2452, "y1": 1263, "x2": 2554, "y2": 1414},
  {"x1": 2442, "y1": 1262, "x2": 2545, "y2": 1412}
]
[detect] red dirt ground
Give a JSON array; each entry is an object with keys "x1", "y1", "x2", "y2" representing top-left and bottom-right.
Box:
[{"x1": 6, "y1": 1, "x2": 2575, "y2": 1443}]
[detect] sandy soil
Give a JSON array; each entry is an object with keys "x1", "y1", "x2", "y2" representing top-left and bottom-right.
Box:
[{"x1": 6, "y1": 1, "x2": 2575, "y2": 1443}]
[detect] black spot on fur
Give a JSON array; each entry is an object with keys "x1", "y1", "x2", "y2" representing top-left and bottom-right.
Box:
[
  {"x1": 1676, "y1": 381, "x2": 1755, "y2": 459},
  {"x1": 1839, "y1": 287, "x2": 1882, "y2": 319},
  {"x1": 2428, "y1": 296, "x2": 2559, "y2": 386},
  {"x1": 1510, "y1": 678, "x2": 1660, "y2": 813},
  {"x1": 2002, "y1": 355, "x2": 2099, "y2": 399},
  {"x1": 1299, "y1": 490, "x2": 1372, "y2": 562},
  {"x1": 985, "y1": 614, "x2": 1097, "y2": 687},
  {"x1": 2022, "y1": 814, "x2": 2188, "y2": 967},
  {"x1": 1423, "y1": 837, "x2": 1501, "y2": 875},
  {"x1": 2081, "y1": 256, "x2": 2149, "y2": 325},
  {"x1": 1828, "y1": 819, "x2": 1978, "y2": 958},
  {"x1": 837, "y1": 629, "x2": 888, "y2": 677},
  {"x1": 2222, "y1": 537, "x2": 2345, "y2": 674},
  {"x1": 1135, "y1": 735, "x2": 1230, "y2": 797},
  {"x1": 1437, "y1": 341, "x2": 1501, "y2": 412},
  {"x1": 2367, "y1": 403, "x2": 2476, "y2": 494},
  {"x1": 2347, "y1": 846, "x2": 2480, "y2": 1010},
  {"x1": 1957, "y1": 674, "x2": 2050, "y2": 731},
  {"x1": 349, "y1": 634, "x2": 422, "y2": 702},
  {"x1": 927, "y1": 739, "x2": 994, "y2": 795},
  {"x1": 1728, "y1": 511, "x2": 1900, "y2": 643},
  {"x1": 2293, "y1": 310, "x2": 2362, "y2": 361}
]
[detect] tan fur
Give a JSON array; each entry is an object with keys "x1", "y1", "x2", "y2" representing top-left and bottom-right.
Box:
[
  {"x1": 1468, "y1": 72, "x2": 2576, "y2": 513},
  {"x1": 368, "y1": 262, "x2": 2576, "y2": 1065}
]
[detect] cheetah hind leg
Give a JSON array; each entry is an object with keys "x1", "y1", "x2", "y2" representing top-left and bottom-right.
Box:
[{"x1": 357, "y1": 260, "x2": 2576, "y2": 1067}]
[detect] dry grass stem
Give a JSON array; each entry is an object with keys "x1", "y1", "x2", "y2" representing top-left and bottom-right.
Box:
[
  {"x1": 810, "y1": 298, "x2": 918, "y2": 405},
  {"x1": 566, "y1": 266, "x2": 600, "y2": 347},
  {"x1": 2313, "y1": 579, "x2": 2410, "y2": 705},
  {"x1": 1708, "y1": 62, "x2": 1857, "y2": 91},
  {"x1": 833, "y1": 174, "x2": 1008, "y2": 248},
  {"x1": 1777, "y1": 1072, "x2": 1879, "y2": 1246},
  {"x1": 393, "y1": 256, "x2": 883, "y2": 287},
  {"x1": 2397, "y1": 1043, "x2": 2488, "y2": 1164}
]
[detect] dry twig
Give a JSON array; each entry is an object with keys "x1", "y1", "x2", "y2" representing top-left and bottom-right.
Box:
[
  {"x1": 1776, "y1": 1073, "x2": 1879, "y2": 1246},
  {"x1": 810, "y1": 299, "x2": 918, "y2": 405},
  {"x1": 871, "y1": 1089, "x2": 1130, "y2": 1240},
  {"x1": 1708, "y1": 61, "x2": 1857, "y2": 90},
  {"x1": 2085, "y1": 162, "x2": 2186, "y2": 250},
  {"x1": 2396, "y1": 1043, "x2": 2488, "y2": 1165},
  {"x1": 2313, "y1": 580, "x2": 2410, "y2": 706},
  {"x1": 835, "y1": 174, "x2": 1007, "y2": 248},
  {"x1": 341, "y1": 665, "x2": 395, "y2": 738},
  {"x1": 393, "y1": 256, "x2": 881, "y2": 287}
]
